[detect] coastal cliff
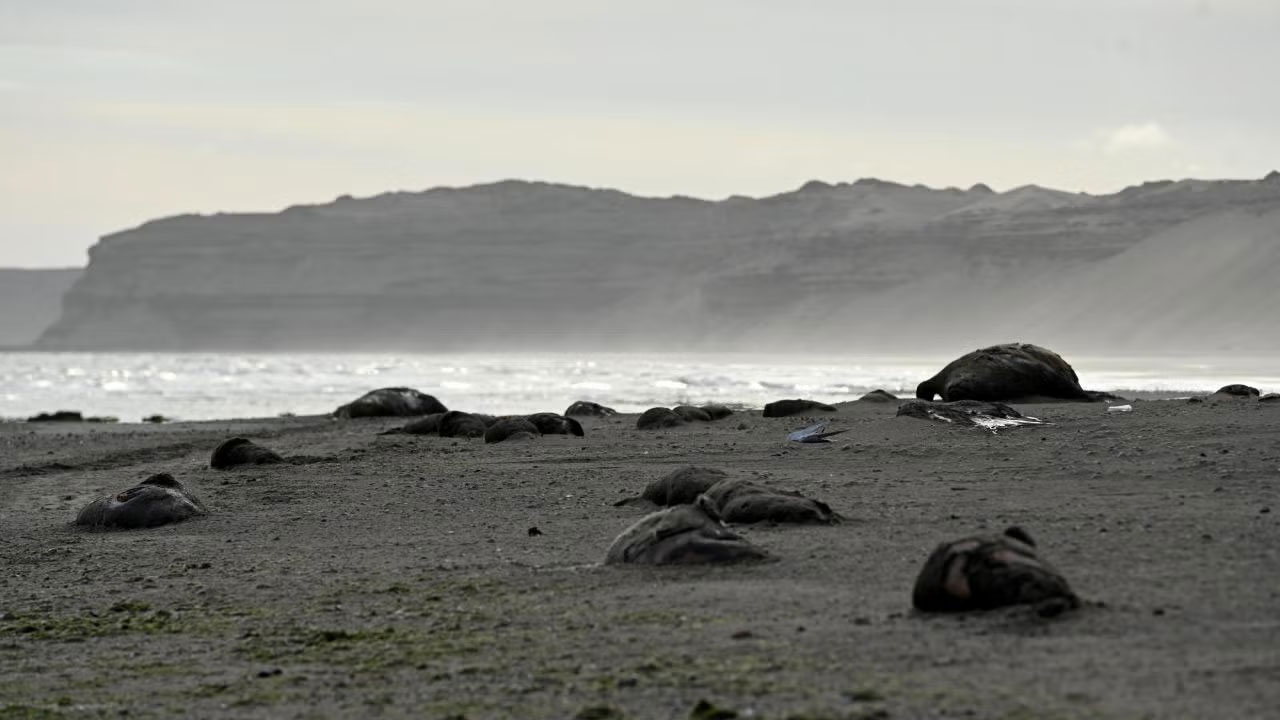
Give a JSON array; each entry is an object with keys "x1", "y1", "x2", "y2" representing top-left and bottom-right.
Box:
[
  {"x1": 36, "y1": 175, "x2": 1280, "y2": 353},
  {"x1": 0, "y1": 268, "x2": 82, "y2": 346}
]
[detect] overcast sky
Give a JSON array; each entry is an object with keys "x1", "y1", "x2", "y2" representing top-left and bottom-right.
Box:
[{"x1": 1, "y1": 0, "x2": 1277, "y2": 267}]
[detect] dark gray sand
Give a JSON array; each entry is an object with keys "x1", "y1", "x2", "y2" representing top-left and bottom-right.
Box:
[{"x1": 2, "y1": 400, "x2": 1278, "y2": 718}]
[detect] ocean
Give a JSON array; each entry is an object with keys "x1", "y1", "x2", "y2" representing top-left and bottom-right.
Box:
[{"x1": 1, "y1": 352, "x2": 1277, "y2": 422}]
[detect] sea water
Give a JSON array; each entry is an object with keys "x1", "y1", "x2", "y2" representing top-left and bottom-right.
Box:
[{"x1": 1, "y1": 352, "x2": 1276, "y2": 422}]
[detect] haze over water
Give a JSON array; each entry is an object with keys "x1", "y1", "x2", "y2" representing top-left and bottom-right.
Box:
[{"x1": 2, "y1": 352, "x2": 1276, "y2": 422}]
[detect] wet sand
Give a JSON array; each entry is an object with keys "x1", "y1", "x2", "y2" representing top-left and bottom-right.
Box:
[{"x1": 1, "y1": 398, "x2": 1277, "y2": 719}]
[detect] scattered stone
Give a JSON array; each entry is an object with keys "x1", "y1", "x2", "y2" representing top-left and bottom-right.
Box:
[
  {"x1": 333, "y1": 387, "x2": 447, "y2": 419},
  {"x1": 688, "y1": 700, "x2": 738, "y2": 720},
  {"x1": 762, "y1": 399, "x2": 837, "y2": 417},
  {"x1": 527, "y1": 526, "x2": 543, "y2": 537},
  {"x1": 1259, "y1": 393, "x2": 1279, "y2": 403},
  {"x1": 74, "y1": 473, "x2": 206, "y2": 530},
  {"x1": 574, "y1": 706, "x2": 626, "y2": 720},
  {"x1": 26, "y1": 410, "x2": 117, "y2": 423},
  {"x1": 605, "y1": 496, "x2": 768, "y2": 565},
  {"x1": 857, "y1": 389, "x2": 898, "y2": 403},
  {"x1": 141, "y1": 414, "x2": 171, "y2": 424},
  {"x1": 210, "y1": 437, "x2": 285, "y2": 469},
  {"x1": 912, "y1": 526, "x2": 1079, "y2": 616}
]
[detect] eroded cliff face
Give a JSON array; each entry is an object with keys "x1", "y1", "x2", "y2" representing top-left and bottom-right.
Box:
[
  {"x1": 0, "y1": 268, "x2": 82, "y2": 346},
  {"x1": 36, "y1": 175, "x2": 1280, "y2": 353}
]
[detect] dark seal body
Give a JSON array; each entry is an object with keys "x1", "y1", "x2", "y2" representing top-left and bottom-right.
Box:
[
  {"x1": 484, "y1": 417, "x2": 541, "y2": 444},
  {"x1": 637, "y1": 407, "x2": 686, "y2": 429},
  {"x1": 390, "y1": 413, "x2": 445, "y2": 435},
  {"x1": 912, "y1": 527, "x2": 1079, "y2": 616},
  {"x1": 605, "y1": 496, "x2": 768, "y2": 565},
  {"x1": 700, "y1": 404, "x2": 734, "y2": 420},
  {"x1": 564, "y1": 401, "x2": 617, "y2": 417},
  {"x1": 438, "y1": 411, "x2": 489, "y2": 438},
  {"x1": 762, "y1": 399, "x2": 836, "y2": 417},
  {"x1": 1209, "y1": 384, "x2": 1260, "y2": 401},
  {"x1": 525, "y1": 413, "x2": 585, "y2": 436},
  {"x1": 74, "y1": 473, "x2": 205, "y2": 529},
  {"x1": 210, "y1": 437, "x2": 285, "y2": 469},
  {"x1": 616, "y1": 466, "x2": 729, "y2": 508},
  {"x1": 916, "y1": 343, "x2": 1100, "y2": 402},
  {"x1": 897, "y1": 399, "x2": 1028, "y2": 426},
  {"x1": 334, "y1": 387, "x2": 447, "y2": 419},
  {"x1": 703, "y1": 478, "x2": 840, "y2": 524}
]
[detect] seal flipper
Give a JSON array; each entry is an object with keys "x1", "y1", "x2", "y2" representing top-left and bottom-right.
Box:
[{"x1": 1003, "y1": 526, "x2": 1035, "y2": 547}]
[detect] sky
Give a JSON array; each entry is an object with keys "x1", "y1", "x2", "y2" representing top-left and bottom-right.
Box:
[{"x1": 1, "y1": 0, "x2": 1278, "y2": 267}]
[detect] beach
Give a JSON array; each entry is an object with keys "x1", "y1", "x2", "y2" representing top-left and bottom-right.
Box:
[{"x1": 1, "y1": 397, "x2": 1278, "y2": 719}]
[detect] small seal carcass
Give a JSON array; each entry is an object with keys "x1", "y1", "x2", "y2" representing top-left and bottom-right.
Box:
[
  {"x1": 912, "y1": 527, "x2": 1079, "y2": 616},
  {"x1": 524, "y1": 413, "x2": 585, "y2": 437},
  {"x1": 614, "y1": 466, "x2": 729, "y2": 508},
  {"x1": 703, "y1": 478, "x2": 841, "y2": 525},
  {"x1": 896, "y1": 399, "x2": 1046, "y2": 431},
  {"x1": 438, "y1": 411, "x2": 491, "y2": 438},
  {"x1": 762, "y1": 399, "x2": 837, "y2": 417},
  {"x1": 605, "y1": 496, "x2": 768, "y2": 565},
  {"x1": 210, "y1": 437, "x2": 285, "y2": 469},
  {"x1": 74, "y1": 473, "x2": 206, "y2": 529},
  {"x1": 565, "y1": 401, "x2": 617, "y2": 417},
  {"x1": 484, "y1": 417, "x2": 541, "y2": 444},
  {"x1": 381, "y1": 412, "x2": 445, "y2": 435},
  {"x1": 333, "y1": 387, "x2": 447, "y2": 419},
  {"x1": 636, "y1": 407, "x2": 686, "y2": 430}
]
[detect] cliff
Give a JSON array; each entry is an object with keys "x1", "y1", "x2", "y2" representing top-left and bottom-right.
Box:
[
  {"x1": 36, "y1": 175, "x2": 1280, "y2": 354},
  {"x1": 0, "y1": 268, "x2": 83, "y2": 346}
]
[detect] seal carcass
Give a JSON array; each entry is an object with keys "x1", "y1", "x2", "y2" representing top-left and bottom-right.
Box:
[
  {"x1": 615, "y1": 466, "x2": 729, "y2": 508},
  {"x1": 334, "y1": 387, "x2": 447, "y2": 419},
  {"x1": 916, "y1": 343, "x2": 1111, "y2": 403},
  {"x1": 912, "y1": 527, "x2": 1079, "y2": 616},
  {"x1": 703, "y1": 478, "x2": 841, "y2": 524},
  {"x1": 605, "y1": 496, "x2": 768, "y2": 565},
  {"x1": 565, "y1": 401, "x2": 617, "y2": 417},
  {"x1": 484, "y1": 417, "x2": 541, "y2": 444},
  {"x1": 762, "y1": 399, "x2": 836, "y2": 417},
  {"x1": 525, "y1": 413, "x2": 585, "y2": 437},
  {"x1": 74, "y1": 473, "x2": 205, "y2": 529},
  {"x1": 210, "y1": 437, "x2": 285, "y2": 469}
]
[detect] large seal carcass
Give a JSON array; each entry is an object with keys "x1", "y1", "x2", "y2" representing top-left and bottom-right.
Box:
[{"x1": 916, "y1": 343, "x2": 1112, "y2": 403}]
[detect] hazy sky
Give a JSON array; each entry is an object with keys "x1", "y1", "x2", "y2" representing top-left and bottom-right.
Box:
[{"x1": 2, "y1": 0, "x2": 1278, "y2": 267}]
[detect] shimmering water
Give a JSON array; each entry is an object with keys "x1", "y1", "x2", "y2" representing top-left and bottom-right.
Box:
[{"x1": 1, "y1": 352, "x2": 1276, "y2": 422}]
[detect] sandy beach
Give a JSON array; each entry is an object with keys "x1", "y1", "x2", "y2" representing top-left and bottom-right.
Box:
[{"x1": 2, "y1": 396, "x2": 1277, "y2": 719}]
